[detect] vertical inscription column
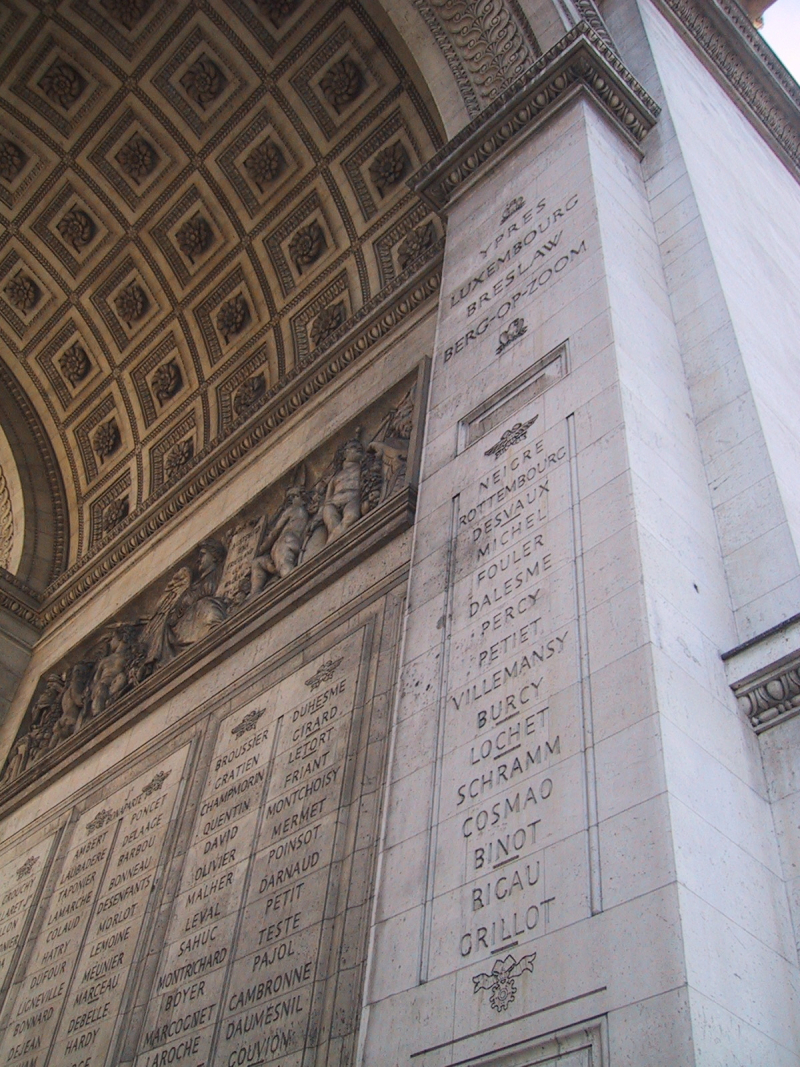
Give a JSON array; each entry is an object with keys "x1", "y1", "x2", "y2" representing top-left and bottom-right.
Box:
[
  {"x1": 0, "y1": 835, "x2": 60, "y2": 1016},
  {"x1": 0, "y1": 745, "x2": 189, "y2": 1067},
  {"x1": 135, "y1": 631, "x2": 363, "y2": 1067}
]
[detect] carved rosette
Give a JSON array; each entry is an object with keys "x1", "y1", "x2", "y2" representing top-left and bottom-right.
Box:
[
  {"x1": 180, "y1": 54, "x2": 227, "y2": 109},
  {"x1": 114, "y1": 281, "x2": 148, "y2": 326},
  {"x1": 243, "y1": 139, "x2": 283, "y2": 192},
  {"x1": 93, "y1": 418, "x2": 121, "y2": 460},
  {"x1": 233, "y1": 373, "x2": 266, "y2": 418},
  {"x1": 103, "y1": 495, "x2": 129, "y2": 532},
  {"x1": 256, "y1": 0, "x2": 300, "y2": 28},
  {"x1": 151, "y1": 360, "x2": 183, "y2": 404},
  {"x1": 319, "y1": 57, "x2": 364, "y2": 112},
  {"x1": 4, "y1": 273, "x2": 40, "y2": 313},
  {"x1": 165, "y1": 438, "x2": 194, "y2": 479},
  {"x1": 369, "y1": 141, "x2": 410, "y2": 196},
  {"x1": 99, "y1": 0, "x2": 153, "y2": 30},
  {"x1": 174, "y1": 214, "x2": 213, "y2": 263},
  {"x1": 0, "y1": 137, "x2": 27, "y2": 183},
  {"x1": 288, "y1": 220, "x2": 326, "y2": 272},
  {"x1": 57, "y1": 206, "x2": 96, "y2": 252},
  {"x1": 59, "y1": 342, "x2": 91, "y2": 386},
  {"x1": 310, "y1": 301, "x2": 346, "y2": 348},
  {"x1": 397, "y1": 221, "x2": 436, "y2": 270},
  {"x1": 216, "y1": 293, "x2": 250, "y2": 343},
  {"x1": 38, "y1": 59, "x2": 87, "y2": 109},
  {"x1": 115, "y1": 135, "x2": 159, "y2": 183}
]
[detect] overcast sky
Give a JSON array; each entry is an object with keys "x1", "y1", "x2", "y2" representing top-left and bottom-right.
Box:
[{"x1": 761, "y1": 0, "x2": 800, "y2": 80}]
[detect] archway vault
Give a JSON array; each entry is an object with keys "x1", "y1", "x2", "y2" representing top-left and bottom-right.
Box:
[{"x1": 7, "y1": 0, "x2": 543, "y2": 587}]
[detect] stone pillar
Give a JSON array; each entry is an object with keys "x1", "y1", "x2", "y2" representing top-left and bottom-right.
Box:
[{"x1": 361, "y1": 25, "x2": 799, "y2": 1066}]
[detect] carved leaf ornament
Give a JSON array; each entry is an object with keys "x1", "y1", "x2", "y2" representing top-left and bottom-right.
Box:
[{"x1": 424, "y1": 0, "x2": 535, "y2": 99}]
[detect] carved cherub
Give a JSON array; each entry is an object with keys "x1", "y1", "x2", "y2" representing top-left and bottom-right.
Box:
[
  {"x1": 250, "y1": 484, "x2": 310, "y2": 594},
  {"x1": 322, "y1": 438, "x2": 364, "y2": 543}
]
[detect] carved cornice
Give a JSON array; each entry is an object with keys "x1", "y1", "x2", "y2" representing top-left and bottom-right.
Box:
[
  {"x1": 36, "y1": 250, "x2": 441, "y2": 626},
  {"x1": 653, "y1": 0, "x2": 800, "y2": 183},
  {"x1": 733, "y1": 651, "x2": 800, "y2": 732},
  {"x1": 411, "y1": 24, "x2": 660, "y2": 212},
  {"x1": 0, "y1": 571, "x2": 42, "y2": 632}
]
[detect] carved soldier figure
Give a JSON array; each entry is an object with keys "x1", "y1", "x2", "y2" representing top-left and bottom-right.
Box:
[
  {"x1": 250, "y1": 486, "x2": 310, "y2": 593},
  {"x1": 322, "y1": 439, "x2": 364, "y2": 543}
]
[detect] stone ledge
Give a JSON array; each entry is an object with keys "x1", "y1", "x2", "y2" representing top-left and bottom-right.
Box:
[
  {"x1": 731, "y1": 650, "x2": 800, "y2": 732},
  {"x1": 410, "y1": 23, "x2": 660, "y2": 213}
]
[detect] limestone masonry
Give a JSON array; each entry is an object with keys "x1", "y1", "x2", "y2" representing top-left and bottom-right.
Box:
[{"x1": 0, "y1": 0, "x2": 799, "y2": 1065}]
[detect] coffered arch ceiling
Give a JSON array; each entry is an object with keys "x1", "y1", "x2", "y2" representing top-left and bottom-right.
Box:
[{"x1": 0, "y1": 0, "x2": 539, "y2": 579}]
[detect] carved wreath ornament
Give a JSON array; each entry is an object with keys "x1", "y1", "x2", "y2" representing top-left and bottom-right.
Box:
[{"x1": 473, "y1": 952, "x2": 536, "y2": 1012}]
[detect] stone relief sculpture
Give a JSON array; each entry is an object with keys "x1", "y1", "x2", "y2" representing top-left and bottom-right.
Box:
[{"x1": 3, "y1": 385, "x2": 417, "y2": 783}]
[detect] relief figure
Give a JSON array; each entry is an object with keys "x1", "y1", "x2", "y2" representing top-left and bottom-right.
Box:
[
  {"x1": 322, "y1": 439, "x2": 364, "y2": 543},
  {"x1": 250, "y1": 486, "x2": 310, "y2": 593},
  {"x1": 142, "y1": 539, "x2": 227, "y2": 666}
]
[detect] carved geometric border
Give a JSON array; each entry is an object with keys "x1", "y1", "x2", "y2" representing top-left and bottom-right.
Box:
[
  {"x1": 150, "y1": 24, "x2": 250, "y2": 138},
  {"x1": 373, "y1": 201, "x2": 438, "y2": 288},
  {"x1": 68, "y1": 0, "x2": 177, "y2": 62},
  {"x1": 30, "y1": 180, "x2": 114, "y2": 278},
  {"x1": 0, "y1": 125, "x2": 49, "y2": 211},
  {"x1": 192, "y1": 263, "x2": 260, "y2": 366},
  {"x1": 130, "y1": 332, "x2": 183, "y2": 428},
  {"x1": 289, "y1": 269, "x2": 350, "y2": 362},
  {"x1": 0, "y1": 248, "x2": 58, "y2": 339},
  {"x1": 90, "y1": 254, "x2": 162, "y2": 353},
  {"x1": 9, "y1": 34, "x2": 108, "y2": 140},
  {"x1": 216, "y1": 106, "x2": 301, "y2": 219},
  {"x1": 149, "y1": 184, "x2": 223, "y2": 289},
  {"x1": 215, "y1": 342, "x2": 271, "y2": 434},
  {"x1": 289, "y1": 21, "x2": 382, "y2": 142},
  {"x1": 74, "y1": 394, "x2": 117, "y2": 482},
  {"x1": 341, "y1": 109, "x2": 421, "y2": 221},
  {"x1": 35, "y1": 318, "x2": 99, "y2": 410},
  {"x1": 86, "y1": 105, "x2": 182, "y2": 212},
  {"x1": 149, "y1": 411, "x2": 196, "y2": 494},
  {"x1": 88, "y1": 469, "x2": 131, "y2": 550},
  {"x1": 263, "y1": 189, "x2": 336, "y2": 297}
]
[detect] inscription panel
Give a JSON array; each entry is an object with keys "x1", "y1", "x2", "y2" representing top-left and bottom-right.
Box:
[
  {"x1": 0, "y1": 745, "x2": 189, "y2": 1067},
  {"x1": 429, "y1": 404, "x2": 590, "y2": 1010},
  {"x1": 135, "y1": 633, "x2": 363, "y2": 1067}
]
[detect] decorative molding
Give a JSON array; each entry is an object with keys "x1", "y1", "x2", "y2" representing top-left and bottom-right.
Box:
[
  {"x1": 411, "y1": 24, "x2": 660, "y2": 212},
  {"x1": 37, "y1": 250, "x2": 441, "y2": 626},
  {"x1": 732, "y1": 651, "x2": 800, "y2": 732},
  {"x1": 0, "y1": 466, "x2": 12, "y2": 571},
  {"x1": 653, "y1": 0, "x2": 800, "y2": 185},
  {"x1": 0, "y1": 571, "x2": 42, "y2": 632},
  {"x1": 413, "y1": 0, "x2": 541, "y2": 116}
]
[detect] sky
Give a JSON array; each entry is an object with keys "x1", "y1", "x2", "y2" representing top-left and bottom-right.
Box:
[{"x1": 761, "y1": 0, "x2": 800, "y2": 81}]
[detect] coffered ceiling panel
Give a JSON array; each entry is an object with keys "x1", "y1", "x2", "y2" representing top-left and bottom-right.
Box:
[{"x1": 0, "y1": 0, "x2": 446, "y2": 568}]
